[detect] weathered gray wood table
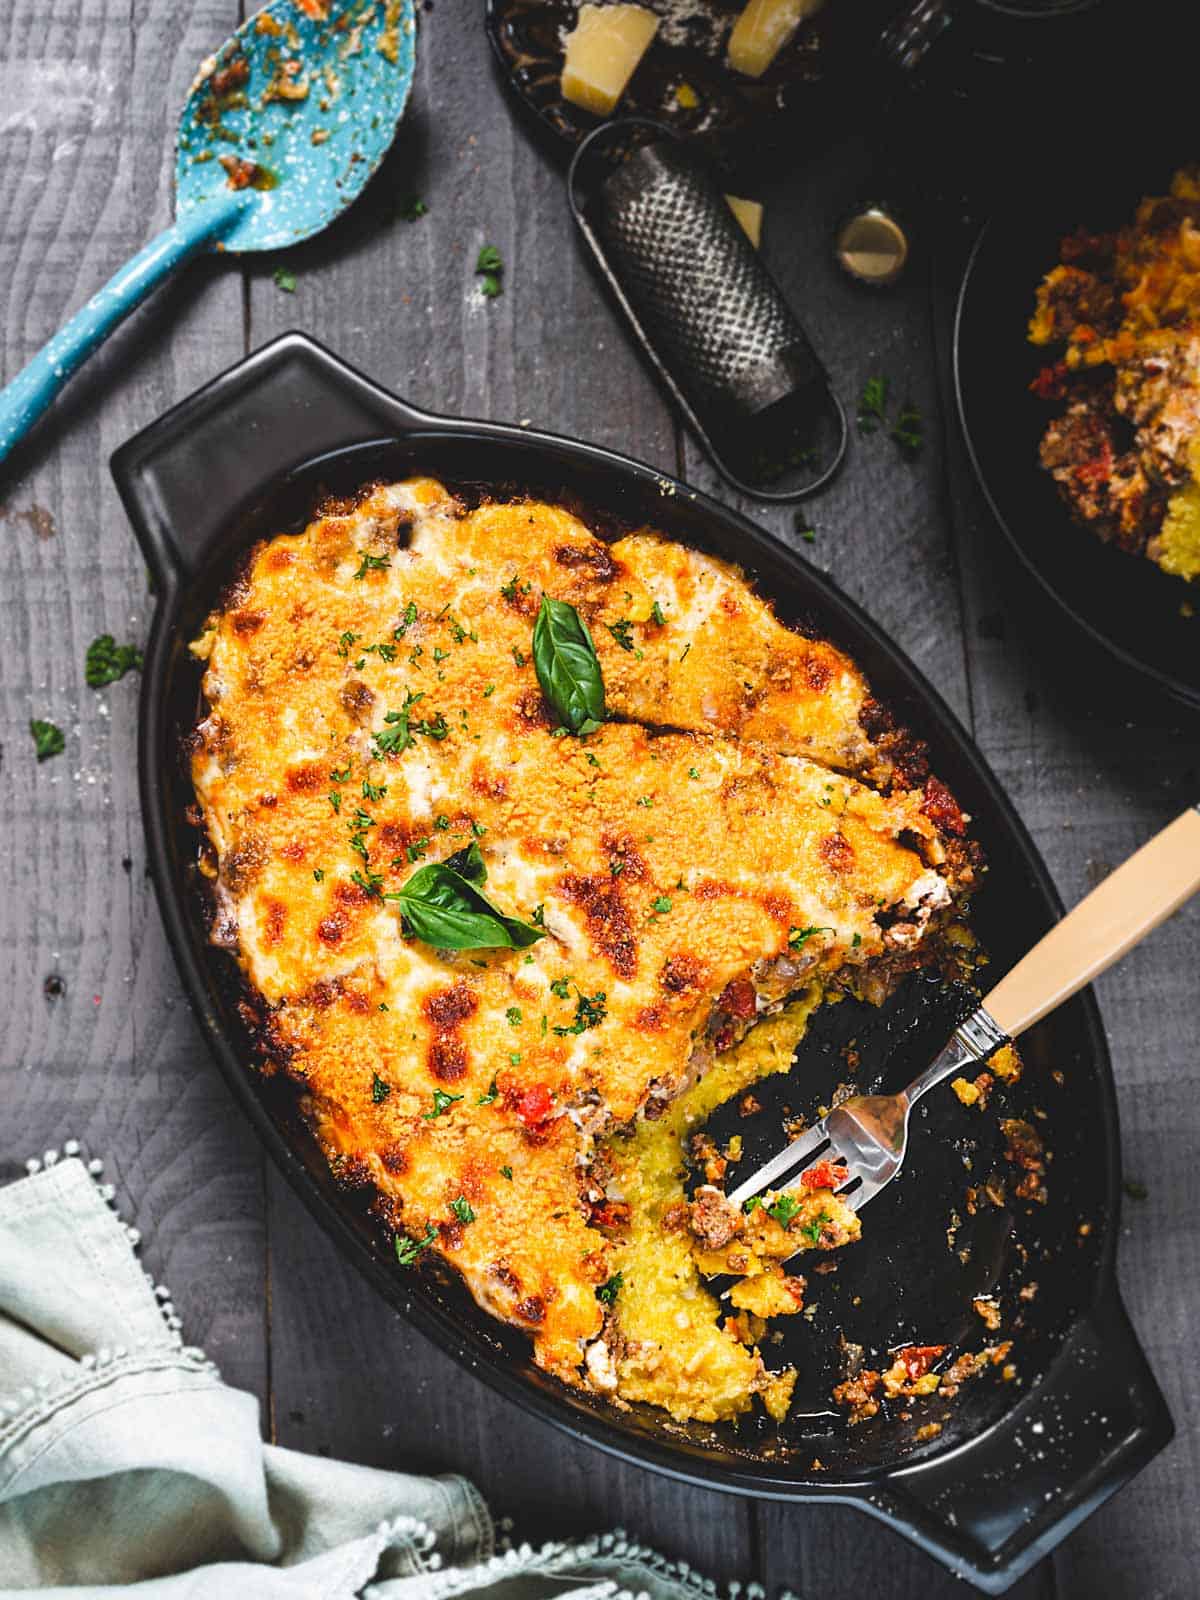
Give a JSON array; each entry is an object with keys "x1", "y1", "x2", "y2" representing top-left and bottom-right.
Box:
[{"x1": 2, "y1": 2, "x2": 1196, "y2": 1595}]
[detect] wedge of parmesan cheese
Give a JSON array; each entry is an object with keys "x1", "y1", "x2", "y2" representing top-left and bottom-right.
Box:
[
  {"x1": 561, "y1": 4, "x2": 659, "y2": 116},
  {"x1": 727, "y1": 0, "x2": 823, "y2": 79},
  {"x1": 725, "y1": 194, "x2": 763, "y2": 248}
]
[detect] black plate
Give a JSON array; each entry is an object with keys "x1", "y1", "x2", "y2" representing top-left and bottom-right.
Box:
[
  {"x1": 955, "y1": 168, "x2": 1200, "y2": 715},
  {"x1": 111, "y1": 332, "x2": 1170, "y2": 1594}
]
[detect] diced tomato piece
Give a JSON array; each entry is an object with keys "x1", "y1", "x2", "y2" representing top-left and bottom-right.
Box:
[
  {"x1": 920, "y1": 775, "x2": 966, "y2": 837},
  {"x1": 896, "y1": 1344, "x2": 948, "y2": 1381},
  {"x1": 718, "y1": 978, "x2": 757, "y2": 1021},
  {"x1": 800, "y1": 1158, "x2": 848, "y2": 1191},
  {"x1": 516, "y1": 1084, "x2": 555, "y2": 1128}
]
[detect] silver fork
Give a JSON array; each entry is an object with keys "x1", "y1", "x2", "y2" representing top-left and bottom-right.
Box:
[{"x1": 728, "y1": 805, "x2": 1200, "y2": 1219}]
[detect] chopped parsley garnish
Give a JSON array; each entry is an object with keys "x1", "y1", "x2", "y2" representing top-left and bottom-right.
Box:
[
  {"x1": 330, "y1": 764, "x2": 352, "y2": 782},
  {"x1": 500, "y1": 1165, "x2": 513, "y2": 1180},
  {"x1": 550, "y1": 976, "x2": 571, "y2": 999},
  {"x1": 351, "y1": 866, "x2": 384, "y2": 898},
  {"x1": 85, "y1": 634, "x2": 142, "y2": 688},
  {"x1": 30, "y1": 719, "x2": 64, "y2": 762},
  {"x1": 799, "y1": 526, "x2": 816, "y2": 544},
  {"x1": 328, "y1": 791, "x2": 342, "y2": 813},
  {"x1": 553, "y1": 986, "x2": 607, "y2": 1036},
  {"x1": 506, "y1": 1006, "x2": 522, "y2": 1026},
  {"x1": 595, "y1": 1271, "x2": 624, "y2": 1306},
  {"x1": 371, "y1": 1073, "x2": 391, "y2": 1103},
  {"x1": 434, "y1": 814, "x2": 450, "y2": 831},
  {"x1": 353, "y1": 551, "x2": 391, "y2": 580},
  {"x1": 767, "y1": 1193, "x2": 801, "y2": 1227},
  {"x1": 532, "y1": 904, "x2": 546, "y2": 927},
  {"x1": 789, "y1": 924, "x2": 833, "y2": 950},
  {"x1": 336, "y1": 631, "x2": 360, "y2": 658},
  {"x1": 273, "y1": 267, "x2": 297, "y2": 293},
  {"x1": 651, "y1": 895, "x2": 672, "y2": 915},
  {"x1": 478, "y1": 1077, "x2": 500, "y2": 1106},
  {"x1": 406, "y1": 838, "x2": 429, "y2": 862},
  {"x1": 650, "y1": 601, "x2": 666, "y2": 626},
  {"x1": 688, "y1": 767, "x2": 700, "y2": 779},
  {"x1": 856, "y1": 374, "x2": 888, "y2": 435},
  {"x1": 851, "y1": 932, "x2": 862, "y2": 948},
  {"x1": 801, "y1": 1212, "x2": 830, "y2": 1245},
  {"x1": 636, "y1": 796, "x2": 653, "y2": 808},
  {"x1": 500, "y1": 574, "x2": 531, "y2": 602},
  {"x1": 743, "y1": 1197, "x2": 761, "y2": 1214},
  {"x1": 395, "y1": 1225, "x2": 436, "y2": 1266},
  {"x1": 607, "y1": 619, "x2": 635, "y2": 652},
  {"x1": 424, "y1": 1089, "x2": 464, "y2": 1119},
  {"x1": 313, "y1": 868, "x2": 324, "y2": 882},
  {"x1": 449, "y1": 1196, "x2": 476, "y2": 1225},
  {"x1": 476, "y1": 243, "x2": 504, "y2": 298},
  {"x1": 512, "y1": 646, "x2": 526, "y2": 668},
  {"x1": 393, "y1": 602, "x2": 418, "y2": 639},
  {"x1": 471, "y1": 820, "x2": 487, "y2": 837},
  {"x1": 890, "y1": 401, "x2": 923, "y2": 457},
  {"x1": 399, "y1": 195, "x2": 427, "y2": 221},
  {"x1": 362, "y1": 778, "x2": 386, "y2": 802},
  {"x1": 483, "y1": 683, "x2": 496, "y2": 697}
]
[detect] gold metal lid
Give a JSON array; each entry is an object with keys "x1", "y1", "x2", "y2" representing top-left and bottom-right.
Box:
[{"x1": 835, "y1": 206, "x2": 909, "y2": 287}]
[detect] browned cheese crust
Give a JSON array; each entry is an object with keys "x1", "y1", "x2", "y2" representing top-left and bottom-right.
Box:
[{"x1": 187, "y1": 478, "x2": 978, "y2": 1394}]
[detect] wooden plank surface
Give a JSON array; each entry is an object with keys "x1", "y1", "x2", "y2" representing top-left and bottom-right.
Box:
[{"x1": 0, "y1": 0, "x2": 1196, "y2": 1595}]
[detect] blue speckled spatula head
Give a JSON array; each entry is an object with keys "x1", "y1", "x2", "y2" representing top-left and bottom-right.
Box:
[{"x1": 176, "y1": 0, "x2": 416, "y2": 253}]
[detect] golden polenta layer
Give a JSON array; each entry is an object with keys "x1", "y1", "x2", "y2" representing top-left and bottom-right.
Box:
[{"x1": 188, "y1": 478, "x2": 975, "y2": 1418}]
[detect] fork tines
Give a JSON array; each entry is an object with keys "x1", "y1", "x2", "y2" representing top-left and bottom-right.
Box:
[{"x1": 726, "y1": 1121, "x2": 834, "y2": 1209}]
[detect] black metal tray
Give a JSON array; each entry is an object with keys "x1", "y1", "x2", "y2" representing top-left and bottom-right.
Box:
[{"x1": 111, "y1": 331, "x2": 1171, "y2": 1594}]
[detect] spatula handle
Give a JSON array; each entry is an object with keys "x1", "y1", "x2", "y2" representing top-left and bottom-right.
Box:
[
  {"x1": 0, "y1": 191, "x2": 246, "y2": 470},
  {"x1": 984, "y1": 805, "x2": 1200, "y2": 1040}
]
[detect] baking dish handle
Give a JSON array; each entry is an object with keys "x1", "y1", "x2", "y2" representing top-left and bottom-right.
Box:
[
  {"x1": 869, "y1": 1288, "x2": 1172, "y2": 1593},
  {"x1": 110, "y1": 331, "x2": 453, "y2": 586}
]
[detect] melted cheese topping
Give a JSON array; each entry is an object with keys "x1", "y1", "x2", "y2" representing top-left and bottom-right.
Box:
[{"x1": 189, "y1": 480, "x2": 973, "y2": 1414}]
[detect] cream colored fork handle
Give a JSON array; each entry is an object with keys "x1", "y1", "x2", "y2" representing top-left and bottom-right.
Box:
[{"x1": 984, "y1": 806, "x2": 1200, "y2": 1041}]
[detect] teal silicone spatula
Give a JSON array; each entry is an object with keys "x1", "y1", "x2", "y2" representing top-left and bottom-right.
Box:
[{"x1": 0, "y1": 0, "x2": 415, "y2": 467}]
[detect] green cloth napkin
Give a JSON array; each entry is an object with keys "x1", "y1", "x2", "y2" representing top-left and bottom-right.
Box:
[{"x1": 0, "y1": 1152, "x2": 750, "y2": 1600}]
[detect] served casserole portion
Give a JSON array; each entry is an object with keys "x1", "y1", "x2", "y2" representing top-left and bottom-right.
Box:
[
  {"x1": 1029, "y1": 165, "x2": 1200, "y2": 584},
  {"x1": 188, "y1": 478, "x2": 980, "y2": 1425}
]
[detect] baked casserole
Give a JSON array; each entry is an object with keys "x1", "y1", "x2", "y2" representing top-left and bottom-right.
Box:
[
  {"x1": 188, "y1": 478, "x2": 981, "y2": 1425},
  {"x1": 1029, "y1": 165, "x2": 1200, "y2": 585}
]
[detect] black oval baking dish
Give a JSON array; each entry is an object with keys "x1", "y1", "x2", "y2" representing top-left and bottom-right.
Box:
[{"x1": 111, "y1": 332, "x2": 1171, "y2": 1595}]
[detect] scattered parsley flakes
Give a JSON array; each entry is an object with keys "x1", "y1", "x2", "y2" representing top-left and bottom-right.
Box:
[
  {"x1": 372, "y1": 1073, "x2": 391, "y2": 1103},
  {"x1": 313, "y1": 868, "x2": 324, "y2": 882},
  {"x1": 449, "y1": 1196, "x2": 476, "y2": 1225},
  {"x1": 395, "y1": 1225, "x2": 436, "y2": 1266},
  {"x1": 400, "y1": 195, "x2": 428, "y2": 221},
  {"x1": 651, "y1": 895, "x2": 672, "y2": 915},
  {"x1": 85, "y1": 634, "x2": 142, "y2": 688},
  {"x1": 553, "y1": 986, "x2": 607, "y2": 1036},
  {"x1": 476, "y1": 243, "x2": 504, "y2": 299},
  {"x1": 500, "y1": 1165, "x2": 513, "y2": 1180},
  {"x1": 393, "y1": 601, "x2": 418, "y2": 639},
  {"x1": 688, "y1": 767, "x2": 700, "y2": 779},
  {"x1": 477, "y1": 1077, "x2": 500, "y2": 1106},
  {"x1": 856, "y1": 374, "x2": 888, "y2": 434},
  {"x1": 607, "y1": 619, "x2": 635, "y2": 652},
  {"x1": 767, "y1": 1192, "x2": 801, "y2": 1227},
  {"x1": 788, "y1": 924, "x2": 833, "y2": 950},
  {"x1": 596, "y1": 1271, "x2": 624, "y2": 1306},
  {"x1": 506, "y1": 1006, "x2": 522, "y2": 1027},
  {"x1": 890, "y1": 401, "x2": 924, "y2": 458},
  {"x1": 354, "y1": 551, "x2": 391, "y2": 580},
  {"x1": 273, "y1": 267, "x2": 297, "y2": 293},
  {"x1": 362, "y1": 778, "x2": 387, "y2": 802},
  {"x1": 650, "y1": 601, "x2": 666, "y2": 626},
  {"x1": 424, "y1": 1089, "x2": 464, "y2": 1119},
  {"x1": 30, "y1": 719, "x2": 64, "y2": 762}
]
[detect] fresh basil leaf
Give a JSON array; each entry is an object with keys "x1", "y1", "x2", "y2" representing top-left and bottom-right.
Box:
[
  {"x1": 444, "y1": 841, "x2": 487, "y2": 884},
  {"x1": 533, "y1": 595, "x2": 605, "y2": 735},
  {"x1": 388, "y1": 855, "x2": 543, "y2": 950}
]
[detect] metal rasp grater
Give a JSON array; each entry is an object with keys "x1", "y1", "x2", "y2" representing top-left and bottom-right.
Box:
[{"x1": 568, "y1": 120, "x2": 846, "y2": 500}]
